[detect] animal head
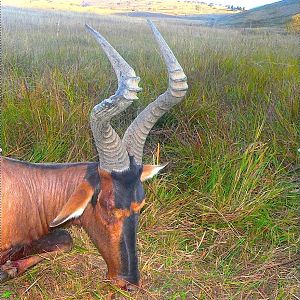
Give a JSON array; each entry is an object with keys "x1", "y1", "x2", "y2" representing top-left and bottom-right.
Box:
[{"x1": 49, "y1": 20, "x2": 188, "y2": 289}]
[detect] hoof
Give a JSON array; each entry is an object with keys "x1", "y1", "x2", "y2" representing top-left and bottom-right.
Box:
[
  {"x1": 1, "y1": 260, "x2": 18, "y2": 279},
  {"x1": 0, "y1": 270, "x2": 9, "y2": 283}
]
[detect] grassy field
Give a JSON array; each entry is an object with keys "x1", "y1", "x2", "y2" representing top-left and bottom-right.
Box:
[
  {"x1": 1, "y1": 6, "x2": 299, "y2": 300},
  {"x1": 3, "y1": 0, "x2": 234, "y2": 16}
]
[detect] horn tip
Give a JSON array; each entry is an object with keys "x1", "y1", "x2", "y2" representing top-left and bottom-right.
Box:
[
  {"x1": 85, "y1": 24, "x2": 96, "y2": 36},
  {"x1": 147, "y1": 19, "x2": 155, "y2": 29}
]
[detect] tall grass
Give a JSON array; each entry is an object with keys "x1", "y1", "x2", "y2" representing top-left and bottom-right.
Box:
[{"x1": 2, "y1": 7, "x2": 299, "y2": 299}]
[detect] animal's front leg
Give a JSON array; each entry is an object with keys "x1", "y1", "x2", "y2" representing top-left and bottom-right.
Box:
[
  {"x1": 0, "y1": 229, "x2": 73, "y2": 283},
  {"x1": 0, "y1": 256, "x2": 42, "y2": 282}
]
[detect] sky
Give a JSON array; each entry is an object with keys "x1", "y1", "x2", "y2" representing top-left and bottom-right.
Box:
[{"x1": 215, "y1": 0, "x2": 278, "y2": 9}]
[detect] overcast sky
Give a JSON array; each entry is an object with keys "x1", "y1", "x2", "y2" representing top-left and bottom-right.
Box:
[{"x1": 216, "y1": 0, "x2": 278, "y2": 9}]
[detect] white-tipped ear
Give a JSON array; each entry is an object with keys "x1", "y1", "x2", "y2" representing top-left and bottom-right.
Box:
[
  {"x1": 50, "y1": 181, "x2": 95, "y2": 227},
  {"x1": 141, "y1": 164, "x2": 167, "y2": 182}
]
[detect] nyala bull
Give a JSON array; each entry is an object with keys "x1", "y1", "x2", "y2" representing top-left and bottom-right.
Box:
[{"x1": 0, "y1": 20, "x2": 188, "y2": 290}]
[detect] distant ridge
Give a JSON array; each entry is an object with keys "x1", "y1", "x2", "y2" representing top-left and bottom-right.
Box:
[{"x1": 215, "y1": 0, "x2": 300, "y2": 27}]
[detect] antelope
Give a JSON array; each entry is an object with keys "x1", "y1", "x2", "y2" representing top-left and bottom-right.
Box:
[{"x1": 0, "y1": 20, "x2": 188, "y2": 290}]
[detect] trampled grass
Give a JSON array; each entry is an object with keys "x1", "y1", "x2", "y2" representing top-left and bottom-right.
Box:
[{"x1": 1, "y1": 7, "x2": 299, "y2": 299}]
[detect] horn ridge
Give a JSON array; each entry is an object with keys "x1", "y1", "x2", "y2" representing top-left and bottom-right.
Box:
[
  {"x1": 122, "y1": 20, "x2": 188, "y2": 165},
  {"x1": 86, "y1": 24, "x2": 142, "y2": 172}
]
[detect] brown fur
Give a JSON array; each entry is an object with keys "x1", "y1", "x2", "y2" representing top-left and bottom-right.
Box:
[
  {"x1": 141, "y1": 164, "x2": 164, "y2": 181},
  {"x1": 1, "y1": 157, "x2": 89, "y2": 251},
  {"x1": 141, "y1": 165, "x2": 155, "y2": 181},
  {"x1": 50, "y1": 180, "x2": 95, "y2": 227},
  {"x1": 1, "y1": 158, "x2": 126, "y2": 284},
  {"x1": 1, "y1": 229, "x2": 73, "y2": 278},
  {"x1": 80, "y1": 169, "x2": 123, "y2": 281},
  {"x1": 131, "y1": 199, "x2": 145, "y2": 213},
  {"x1": 113, "y1": 200, "x2": 145, "y2": 219},
  {"x1": 1, "y1": 157, "x2": 157, "y2": 287}
]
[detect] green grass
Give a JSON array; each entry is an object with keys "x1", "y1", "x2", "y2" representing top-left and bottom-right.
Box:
[{"x1": 1, "y1": 6, "x2": 299, "y2": 299}]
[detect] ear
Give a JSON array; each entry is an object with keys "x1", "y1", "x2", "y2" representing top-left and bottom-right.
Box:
[
  {"x1": 50, "y1": 180, "x2": 95, "y2": 227},
  {"x1": 141, "y1": 164, "x2": 167, "y2": 182}
]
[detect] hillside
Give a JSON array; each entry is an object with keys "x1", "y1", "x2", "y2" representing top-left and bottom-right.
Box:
[
  {"x1": 3, "y1": 0, "x2": 235, "y2": 16},
  {"x1": 215, "y1": 0, "x2": 300, "y2": 27},
  {"x1": 287, "y1": 12, "x2": 300, "y2": 32}
]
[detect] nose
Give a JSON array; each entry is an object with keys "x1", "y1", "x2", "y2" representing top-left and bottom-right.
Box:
[{"x1": 120, "y1": 213, "x2": 140, "y2": 285}]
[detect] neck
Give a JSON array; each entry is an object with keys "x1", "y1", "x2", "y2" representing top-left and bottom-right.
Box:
[{"x1": 1, "y1": 157, "x2": 98, "y2": 250}]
